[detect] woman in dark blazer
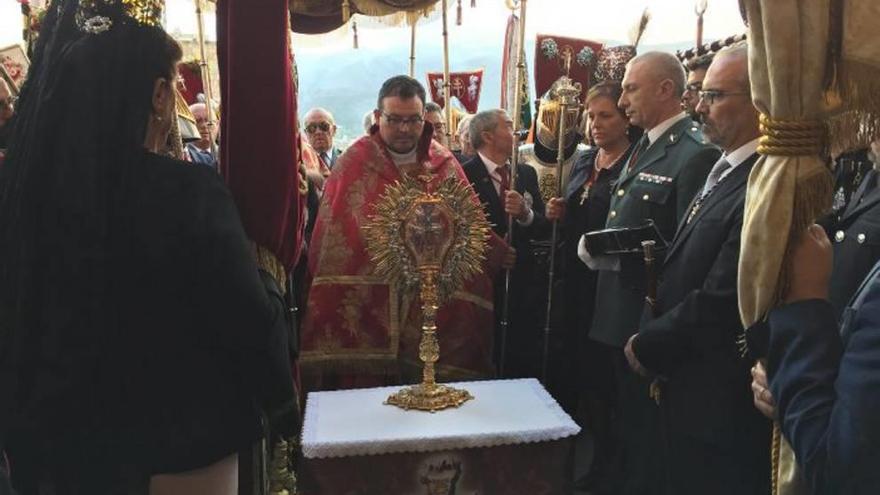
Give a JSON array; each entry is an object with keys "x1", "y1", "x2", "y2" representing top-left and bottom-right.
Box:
[
  {"x1": 0, "y1": 3, "x2": 295, "y2": 493},
  {"x1": 546, "y1": 81, "x2": 640, "y2": 491}
]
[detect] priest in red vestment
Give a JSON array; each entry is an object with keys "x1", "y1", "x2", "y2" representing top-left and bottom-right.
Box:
[{"x1": 301, "y1": 76, "x2": 511, "y2": 391}]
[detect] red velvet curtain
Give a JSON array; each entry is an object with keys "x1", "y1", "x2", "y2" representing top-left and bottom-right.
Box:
[{"x1": 217, "y1": 0, "x2": 304, "y2": 274}]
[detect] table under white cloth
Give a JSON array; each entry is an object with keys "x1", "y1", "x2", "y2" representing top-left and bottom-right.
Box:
[{"x1": 301, "y1": 378, "x2": 581, "y2": 459}]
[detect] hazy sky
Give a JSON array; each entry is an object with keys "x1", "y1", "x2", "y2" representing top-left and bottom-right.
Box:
[{"x1": 1, "y1": 0, "x2": 746, "y2": 50}]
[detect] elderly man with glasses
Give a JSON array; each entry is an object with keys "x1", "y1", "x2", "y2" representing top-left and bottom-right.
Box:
[
  {"x1": 302, "y1": 107, "x2": 341, "y2": 171},
  {"x1": 300, "y1": 75, "x2": 513, "y2": 393}
]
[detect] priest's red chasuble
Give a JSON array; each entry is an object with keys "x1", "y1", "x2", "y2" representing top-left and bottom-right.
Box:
[{"x1": 301, "y1": 128, "x2": 507, "y2": 389}]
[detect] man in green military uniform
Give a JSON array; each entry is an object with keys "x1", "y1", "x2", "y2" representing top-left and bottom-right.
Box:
[{"x1": 578, "y1": 51, "x2": 719, "y2": 494}]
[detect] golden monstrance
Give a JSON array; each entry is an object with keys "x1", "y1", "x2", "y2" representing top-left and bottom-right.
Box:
[{"x1": 365, "y1": 174, "x2": 490, "y2": 412}]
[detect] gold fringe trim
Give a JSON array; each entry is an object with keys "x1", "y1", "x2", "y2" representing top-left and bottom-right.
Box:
[
  {"x1": 352, "y1": 0, "x2": 439, "y2": 26},
  {"x1": 269, "y1": 437, "x2": 298, "y2": 495},
  {"x1": 772, "y1": 164, "x2": 833, "y2": 308},
  {"x1": 758, "y1": 114, "x2": 826, "y2": 157},
  {"x1": 826, "y1": 59, "x2": 880, "y2": 156},
  {"x1": 771, "y1": 423, "x2": 781, "y2": 495},
  {"x1": 539, "y1": 100, "x2": 562, "y2": 138},
  {"x1": 254, "y1": 243, "x2": 288, "y2": 295}
]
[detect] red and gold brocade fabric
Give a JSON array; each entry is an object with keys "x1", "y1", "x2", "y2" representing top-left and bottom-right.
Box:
[{"x1": 301, "y1": 128, "x2": 507, "y2": 388}]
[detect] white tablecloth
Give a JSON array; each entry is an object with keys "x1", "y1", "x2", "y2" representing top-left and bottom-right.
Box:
[{"x1": 301, "y1": 378, "x2": 581, "y2": 459}]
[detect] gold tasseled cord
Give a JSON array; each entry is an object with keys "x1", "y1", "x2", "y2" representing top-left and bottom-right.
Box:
[{"x1": 757, "y1": 114, "x2": 826, "y2": 157}]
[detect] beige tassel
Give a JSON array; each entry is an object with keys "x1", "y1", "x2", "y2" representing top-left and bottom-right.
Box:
[
  {"x1": 342, "y1": 0, "x2": 351, "y2": 23},
  {"x1": 471, "y1": 0, "x2": 476, "y2": 6},
  {"x1": 457, "y1": 0, "x2": 462, "y2": 25}
]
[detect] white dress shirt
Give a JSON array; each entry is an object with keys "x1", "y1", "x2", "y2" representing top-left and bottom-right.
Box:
[
  {"x1": 646, "y1": 112, "x2": 689, "y2": 146},
  {"x1": 718, "y1": 137, "x2": 760, "y2": 179},
  {"x1": 479, "y1": 151, "x2": 534, "y2": 226}
]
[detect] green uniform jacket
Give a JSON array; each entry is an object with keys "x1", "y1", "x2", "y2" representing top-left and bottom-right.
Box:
[{"x1": 589, "y1": 116, "x2": 720, "y2": 348}]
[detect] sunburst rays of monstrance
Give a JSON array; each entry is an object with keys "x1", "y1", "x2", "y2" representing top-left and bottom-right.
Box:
[{"x1": 365, "y1": 174, "x2": 491, "y2": 412}]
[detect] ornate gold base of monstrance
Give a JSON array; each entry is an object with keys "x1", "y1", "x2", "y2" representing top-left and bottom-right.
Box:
[{"x1": 365, "y1": 175, "x2": 490, "y2": 412}]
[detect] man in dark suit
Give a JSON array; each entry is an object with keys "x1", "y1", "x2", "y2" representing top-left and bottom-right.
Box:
[
  {"x1": 824, "y1": 142, "x2": 880, "y2": 317},
  {"x1": 303, "y1": 107, "x2": 342, "y2": 170},
  {"x1": 578, "y1": 51, "x2": 718, "y2": 494},
  {"x1": 462, "y1": 109, "x2": 548, "y2": 377},
  {"x1": 759, "y1": 220, "x2": 880, "y2": 494},
  {"x1": 625, "y1": 44, "x2": 771, "y2": 495},
  {"x1": 748, "y1": 143, "x2": 880, "y2": 494}
]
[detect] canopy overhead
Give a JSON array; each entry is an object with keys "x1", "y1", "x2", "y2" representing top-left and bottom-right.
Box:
[{"x1": 289, "y1": 0, "x2": 442, "y2": 34}]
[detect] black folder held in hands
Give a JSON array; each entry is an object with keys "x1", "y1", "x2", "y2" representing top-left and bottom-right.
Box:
[{"x1": 582, "y1": 220, "x2": 669, "y2": 257}]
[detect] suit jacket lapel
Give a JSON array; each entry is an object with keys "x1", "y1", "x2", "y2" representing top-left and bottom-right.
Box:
[
  {"x1": 469, "y1": 155, "x2": 505, "y2": 227},
  {"x1": 665, "y1": 154, "x2": 758, "y2": 262},
  {"x1": 565, "y1": 152, "x2": 594, "y2": 201}
]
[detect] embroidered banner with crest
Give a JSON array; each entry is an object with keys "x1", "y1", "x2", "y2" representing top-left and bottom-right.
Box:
[{"x1": 426, "y1": 69, "x2": 484, "y2": 114}]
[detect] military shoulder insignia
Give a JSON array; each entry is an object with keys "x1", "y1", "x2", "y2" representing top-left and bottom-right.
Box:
[{"x1": 683, "y1": 125, "x2": 705, "y2": 143}]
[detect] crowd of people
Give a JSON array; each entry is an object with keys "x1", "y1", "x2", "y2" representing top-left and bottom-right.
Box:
[{"x1": 2, "y1": 1, "x2": 880, "y2": 495}]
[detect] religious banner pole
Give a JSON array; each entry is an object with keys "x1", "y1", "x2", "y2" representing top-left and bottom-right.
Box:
[
  {"x1": 498, "y1": 0, "x2": 526, "y2": 377},
  {"x1": 695, "y1": 0, "x2": 708, "y2": 49},
  {"x1": 409, "y1": 21, "x2": 417, "y2": 78},
  {"x1": 441, "y1": 0, "x2": 453, "y2": 144},
  {"x1": 195, "y1": 0, "x2": 219, "y2": 164}
]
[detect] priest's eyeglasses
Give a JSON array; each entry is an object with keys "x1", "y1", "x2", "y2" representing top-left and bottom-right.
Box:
[
  {"x1": 382, "y1": 113, "x2": 424, "y2": 128},
  {"x1": 698, "y1": 89, "x2": 750, "y2": 105}
]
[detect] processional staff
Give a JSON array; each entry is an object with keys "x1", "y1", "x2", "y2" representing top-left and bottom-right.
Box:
[
  {"x1": 498, "y1": 0, "x2": 527, "y2": 377},
  {"x1": 409, "y1": 21, "x2": 417, "y2": 77},
  {"x1": 440, "y1": 0, "x2": 453, "y2": 144},
  {"x1": 695, "y1": 0, "x2": 708, "y2": 49},
  {"x1": 540, "y1": 69, "x2": 580, "y2": 382},
  {"x1": 194, "y1": 0, "x2": 219, "y2": 165}
]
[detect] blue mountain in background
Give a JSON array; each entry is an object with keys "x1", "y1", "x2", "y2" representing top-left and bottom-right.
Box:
[{"x1": 295, "y1": 38, "x2": 691, "y2": 148}]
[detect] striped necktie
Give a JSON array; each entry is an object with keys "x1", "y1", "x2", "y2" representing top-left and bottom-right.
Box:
[{"x1": 699, "y1": 158, "x2": 732, "y2": 199}]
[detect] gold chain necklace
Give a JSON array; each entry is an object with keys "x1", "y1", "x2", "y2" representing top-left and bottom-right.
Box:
[{"x1": 596, "y1": 147, "x2": 626, "y2": 169}]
